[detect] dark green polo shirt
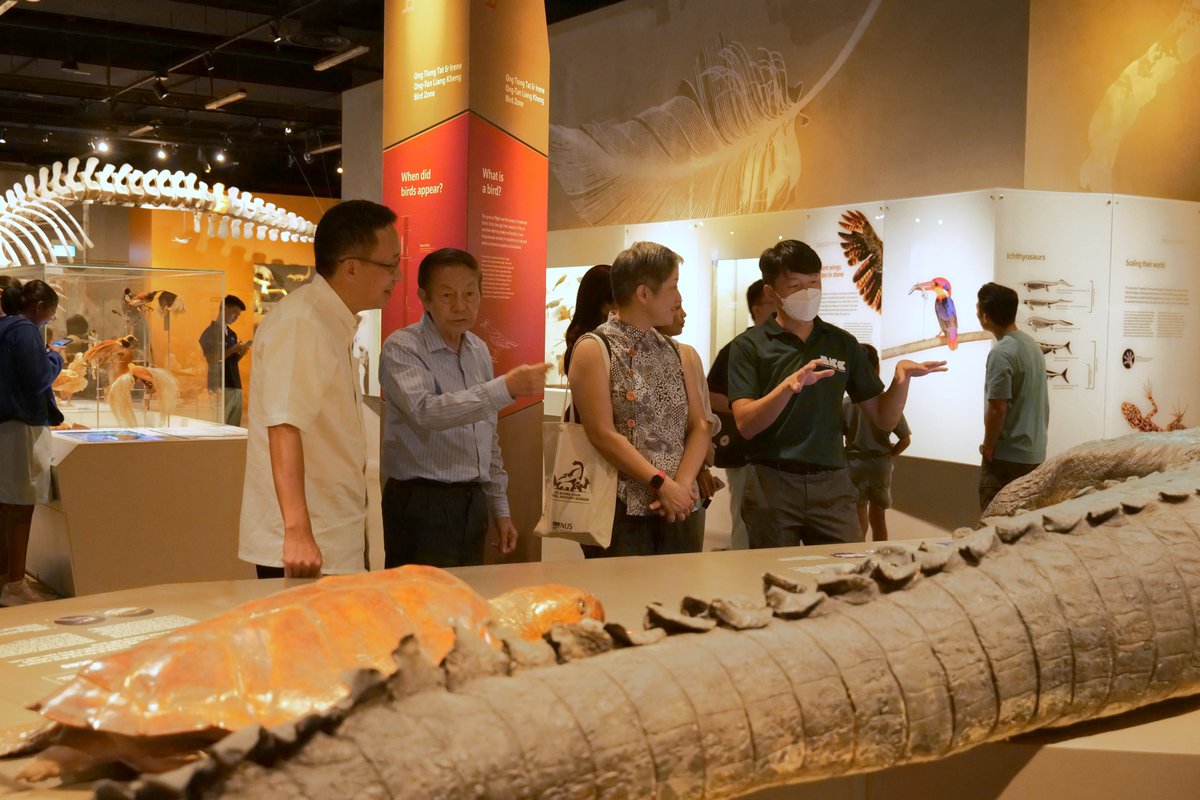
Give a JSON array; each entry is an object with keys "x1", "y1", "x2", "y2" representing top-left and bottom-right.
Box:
[{"x1": 727, "y1": 316, "x2": 884, "y2": 468}]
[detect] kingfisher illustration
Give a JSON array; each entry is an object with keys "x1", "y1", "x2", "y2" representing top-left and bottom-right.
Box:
[{"x1": 909, "y1": 277, "x2": 958, "y2": 350}]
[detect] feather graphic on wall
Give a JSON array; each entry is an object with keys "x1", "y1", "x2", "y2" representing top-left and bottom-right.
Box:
[
  {"x1": 838, "y1": 209, "x2": 883, "y2": 312},
  {"x1": 549, "y1": 0, "x2": 882, "y2": 226},
  {"x1": 1079, "y1": 0, "x2": 1200, "y2": 191}
]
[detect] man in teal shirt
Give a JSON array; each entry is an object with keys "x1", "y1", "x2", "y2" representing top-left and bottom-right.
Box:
[
  {"x1": 977, "y1": 282, "x2": 1049, "y2": 511},
  {"x1": 727, "y1": 239, "x2": 946, "y2": 547}
]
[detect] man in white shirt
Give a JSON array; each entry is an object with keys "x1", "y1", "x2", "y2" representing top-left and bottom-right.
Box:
[{"x1": 239, "y1": 200, "x2": 400, "y2": 578}]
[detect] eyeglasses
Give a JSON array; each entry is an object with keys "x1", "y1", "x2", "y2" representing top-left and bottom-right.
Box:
[{"x1": 341, "y1": 255, "x2": 401, "y2": 275}]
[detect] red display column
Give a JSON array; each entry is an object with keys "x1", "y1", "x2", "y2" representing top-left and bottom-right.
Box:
[{"x1": 382, "y1": 0, "x2": 549, "y2": 562}]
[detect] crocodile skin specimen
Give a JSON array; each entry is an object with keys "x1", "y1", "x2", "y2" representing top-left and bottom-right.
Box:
[{"x1": 95, "y1": 458, "x2": 1200, "y2": 800}]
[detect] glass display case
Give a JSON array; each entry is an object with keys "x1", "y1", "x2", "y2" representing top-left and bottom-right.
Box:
[{"x1": 5, "y1": 263, "x2": 226, "y2": 429}]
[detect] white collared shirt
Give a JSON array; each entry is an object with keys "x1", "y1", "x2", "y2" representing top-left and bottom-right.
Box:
[
  {"x1": 238, "y1": 274, "x2": 367, "y2": 573},
  {"x1": 379, "y1": 312, "x2": 513, "y2": 517}
]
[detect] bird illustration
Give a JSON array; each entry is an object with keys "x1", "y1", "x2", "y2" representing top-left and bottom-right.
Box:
[
  {"x1": 909, "y1": 277, "x2": 958, "y2": 350},
  {"x1": 479, "y1": 318, "x2": 518, "y2": 351},
  {"x1": 838, "y1": 210, "x2": 883, "y2": 312}
]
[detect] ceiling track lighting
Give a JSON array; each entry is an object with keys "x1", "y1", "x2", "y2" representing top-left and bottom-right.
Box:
[
  {"x1": 156, "y1": 146, "x2": 168, "y2": 160},
  {"x1": 92, "y1": 138, "x2": 110, "y2": 153},
  {"x1": 202, "y1": 52, "x2": 214, "y2": 73},
  {"x1": 308, "y1": 141, "x2": 341, "y2": 155},
  {"x1": 151, "y1": 74, "x2": 169, "y2": 100},
  {"x1": 313, "y1": 43, "x2": 370, "y2": 72},
  {"x1": 270, "y1": 20, "x2": 283, "y2": 45},
  {"x1": 204, "y1": 89, "x2": 247, "y2": 111}
]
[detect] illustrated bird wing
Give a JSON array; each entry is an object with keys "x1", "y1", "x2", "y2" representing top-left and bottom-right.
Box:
[
  {"x1": 937, "y1": 297, "x2": 958, "y2": 350},
  {"x1": 838, "y1": 210, "x2": 883, "y2": 312}
]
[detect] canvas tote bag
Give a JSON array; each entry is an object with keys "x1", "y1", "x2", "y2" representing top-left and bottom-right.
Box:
[{"x1": 534, "y1": 334, "x2": 617, "y2": 548}]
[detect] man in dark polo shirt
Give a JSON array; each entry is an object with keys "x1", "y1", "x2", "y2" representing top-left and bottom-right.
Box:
[{"x1": 727, "y1": 239, "x2": 946, "y2": 547}]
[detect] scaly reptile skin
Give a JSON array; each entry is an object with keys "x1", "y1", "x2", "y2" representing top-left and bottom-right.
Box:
[{"x1": 95, "y1": 454, "x2": 1200, "y2": 800}]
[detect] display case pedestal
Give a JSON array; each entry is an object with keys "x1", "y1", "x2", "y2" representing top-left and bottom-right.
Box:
[{"x1": 28, "y1": 428, "x2": 255, "y2": 597}]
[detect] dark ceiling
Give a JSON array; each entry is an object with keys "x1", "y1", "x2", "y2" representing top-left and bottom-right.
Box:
[{"x1": 0, "y1": 0, "x2": 621, "y2": 199}]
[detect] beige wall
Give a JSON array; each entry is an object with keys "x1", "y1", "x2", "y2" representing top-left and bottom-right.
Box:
[{"x1": 1024, "y1": 0, "x2": 1200, "y2": 200}]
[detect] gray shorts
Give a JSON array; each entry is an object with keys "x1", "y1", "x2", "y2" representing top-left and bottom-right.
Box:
[{"x1": 847, "y1": 456, "x2": 893, "y2": 509}]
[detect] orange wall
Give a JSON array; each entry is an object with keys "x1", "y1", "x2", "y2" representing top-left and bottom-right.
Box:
[{"x1": 136, "y1": 192, "x2": 334, "y2": 392}]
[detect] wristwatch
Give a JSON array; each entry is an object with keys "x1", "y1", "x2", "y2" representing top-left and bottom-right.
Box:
[{"x1": 648, "y1": 471, "x2": 666, "y2": 490}]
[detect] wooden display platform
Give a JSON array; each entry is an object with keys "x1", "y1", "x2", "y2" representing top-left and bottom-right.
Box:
[{"x1": 1, "y1": 543, "x2": 1198, "y2": 798}]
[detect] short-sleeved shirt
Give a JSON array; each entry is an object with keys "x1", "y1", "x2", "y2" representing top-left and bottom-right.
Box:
[
  {"x1": 707, "y1": 339, "x2": 749, "y2": 468},
  {"x1": 199, "y1": 320, "x2": 241, "y2": 391},
  {"x1": 727, "y1": 316, "x2": 883, "y2": 468},
  {"x1": 985, "y1": 329, "x2": 1049, "y2": 464},
  {"x1": 843, "y1": 396, "x2": 910, "y2": 459},
  {"x1": 239, "y1": 274, "x2": 368, "y2": 574}
]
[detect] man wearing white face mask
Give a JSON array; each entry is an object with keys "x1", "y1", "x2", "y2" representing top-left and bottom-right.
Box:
[{"x1": 727, "y1": 240, "x2": 946, "y2": 547}]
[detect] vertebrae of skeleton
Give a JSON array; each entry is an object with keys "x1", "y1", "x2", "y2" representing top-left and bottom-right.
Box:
[{"x1": 0, "y1": 157, "x2": 316, "y2": 268}]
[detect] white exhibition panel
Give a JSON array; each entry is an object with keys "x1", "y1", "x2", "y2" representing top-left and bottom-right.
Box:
[
  {"x1": 1104, "y1": 195, "x2": 1200, "y2": 438},
  {"x1": 878, "y1": 192, "x2": 996, "y2": 465},
  {"x1": 544, "y1": 188, "x2": 1197, "y2": 467},
  {"x1": 994, "y1": 190, "x2": 1114, "y2": 455},
  {"x1": 805, "y1": 201, "x2": 886, "y2": 347}
]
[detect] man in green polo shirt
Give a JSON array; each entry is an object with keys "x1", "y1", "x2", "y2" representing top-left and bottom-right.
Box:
[
  {"x1": 727, "y1": 239, "x2": 946, "y2": 547},
  {"x1": 977, "y1": 281, "x2": 1049, "y2": 511}
]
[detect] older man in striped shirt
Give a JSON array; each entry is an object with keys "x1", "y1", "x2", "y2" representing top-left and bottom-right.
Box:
[{"x1": 379, "y1": 247, "x2": 550, "y2": 568}]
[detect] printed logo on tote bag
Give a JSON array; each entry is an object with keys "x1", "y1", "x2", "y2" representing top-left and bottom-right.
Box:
[{"x1": 552, "y1": 459, "x2": 591, "y2": 502}]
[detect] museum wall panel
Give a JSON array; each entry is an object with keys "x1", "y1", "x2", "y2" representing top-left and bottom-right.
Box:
[{"x1": 547, "y1": 0, "x2": 1029, "y2": 229}]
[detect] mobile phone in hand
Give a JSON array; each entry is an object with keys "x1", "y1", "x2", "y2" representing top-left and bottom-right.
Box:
[{"x1": 50, "y1": 338, "x2": 72, "y2": 348}]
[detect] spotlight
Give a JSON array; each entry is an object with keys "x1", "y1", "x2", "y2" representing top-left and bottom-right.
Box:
[
  {"x1": 95, "y1": 138, "x2": 110, "y2": 153},
  {"x1": 41, "y1": 132, "x2": 50, "y2": 143},
  {"x1": 202, "y1": 52, "x2": 214, "y2": 72},
  {"x1": 303, "y1": 151, "x2": 313, "y2": 165},
  {"x1": 270, "y1": 20, "x2": 282, "y2": 44},
  {"x1": 336, "y1": 164, "x2": 343, "y2": 175},
  {"x1": 313, "y1": 43, "x2": 370, "y2": 72},
  {"x1": 215, "y1": 150, "x2": 226, "y2": 163},
  {"x1": 156, "y1": 147, "x2": 168, "y2": 160},
  {"x1": 283, "y1": 125, "x2": 292, "y2": 135},
  {"x1": 0, "y1": 131, "x2": 6, "y2": 144},
  {"x1": 204, "y1": 161, "x2": 212, "y2": 174},
  {"x1": 152, "y1": 79, "x2": 169, "y2": 100}
]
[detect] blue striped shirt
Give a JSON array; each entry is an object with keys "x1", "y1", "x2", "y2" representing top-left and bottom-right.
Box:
[{"x1": 379, "y1": 312, "x2": 513, "y2": 517}]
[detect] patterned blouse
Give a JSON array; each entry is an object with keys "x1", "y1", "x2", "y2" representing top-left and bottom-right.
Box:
[{"x1": 585, "y1": 317, "x2": 694, "y2": 516}]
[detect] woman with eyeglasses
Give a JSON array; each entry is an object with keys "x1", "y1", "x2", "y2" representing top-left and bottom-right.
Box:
[{"x1": 0, "y1": 278, "x2": 64, "y2": 606}]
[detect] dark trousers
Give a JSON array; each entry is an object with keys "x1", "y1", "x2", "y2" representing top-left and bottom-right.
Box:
[
  {"x1": 256, "y1": 564, "x2": 285, "y2": 579},
  {"x1": 979, "y1": 457, "x2": 1040, "y2": 512},
  {"x1": 581, "y1": 498, "x2": 703, "y2": 558},
  {"x1": 383, "y1": 478, "x2": 488, "y2": 569},
  {"x1": 747, "y1": 465, "x2": 861, "y2": 548}
]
